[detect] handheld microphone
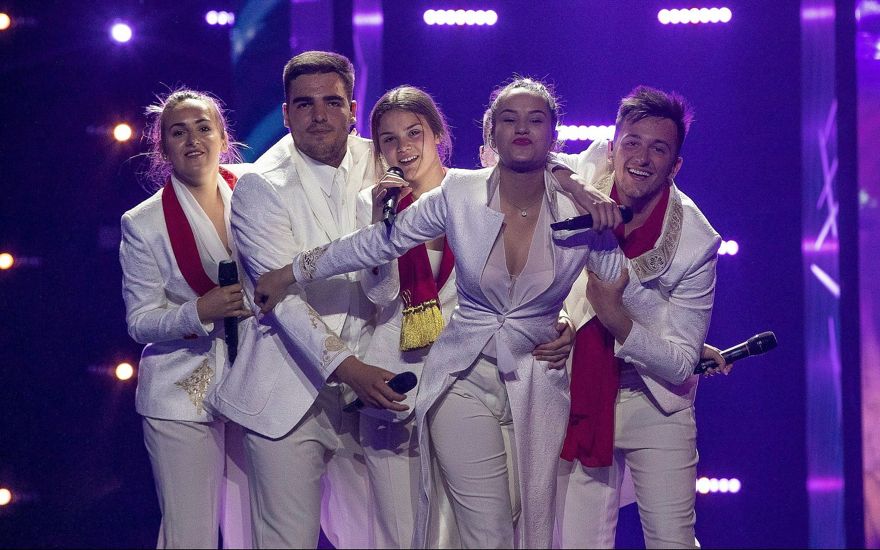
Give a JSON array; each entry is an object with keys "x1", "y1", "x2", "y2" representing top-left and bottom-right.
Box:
[
  {"x1": 218, "y1": 260, "x2": 239, "y2": 365},
  {"x1": 343, "y1": 371, "x2": 418, "y2": 413},
  {"x1": 382, "y1": 167, "x2": 406, "y2": 229},
  {"x1": 551, "y1": 205, "x2": 633, "y2": 231},
  {"x1": 694, "y1": 331, "x2": 778, "y2": 374}
]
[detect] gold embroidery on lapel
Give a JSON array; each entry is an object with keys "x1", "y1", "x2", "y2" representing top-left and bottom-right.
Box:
[
  {"x1": 306, "y1": 303, "x2": 347, "y2": 366},
  {"x1": 175, "y1": 360, "x2": 214, "y2": 414},
  {"x1": 630, "y1": 187, "x2": 683, "y2": 281},
  {"x1": 300, "y1": 246, "x2": 327, "y2": 281}
]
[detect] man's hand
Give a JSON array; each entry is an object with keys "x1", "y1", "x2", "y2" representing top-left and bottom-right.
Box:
[
  {"x1": 533, "y1": 317, "x2": 575, "y2": 370},
  {"x1": 552, "y1": 167, "x2": 622, "y2": 231},
  {"x1": 332, "y1": 356, "x2": 409, "y2": 411},
  {"x1": 197, "y1": 283, "x2": 252, "y2": 322},
  {"x1": 700, "y1": 344, "x2": 734, "y2": 377},
  {"x1": 586, "y1": 268, "x2": 632, "y2": 344},
  {"x1": 254, "y1": 264, "x2": 295, "y2": 314}
]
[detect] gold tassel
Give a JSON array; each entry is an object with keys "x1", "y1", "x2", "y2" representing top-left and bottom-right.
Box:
[{"x1": 399, "y1": 299, "x2": 445, "y2": 351}]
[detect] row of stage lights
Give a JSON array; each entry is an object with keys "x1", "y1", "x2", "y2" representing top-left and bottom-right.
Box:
[{"x1": 0, "y1": 7, "x2": 735, "y2": 36}]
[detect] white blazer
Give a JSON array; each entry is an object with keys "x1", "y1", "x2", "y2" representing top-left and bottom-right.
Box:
[
  {"x1": 205, "y1": 134, "x2": 377, "y2": 439},
  {"x1": 557, "y1": 142, "x2": 721, "y2": 413},
  {"x1": 292, "y1": 166, "x2": 625, "y2": 549},
  {"x1": 119, "y1": 164, "x2": 250, "y2": 422}
]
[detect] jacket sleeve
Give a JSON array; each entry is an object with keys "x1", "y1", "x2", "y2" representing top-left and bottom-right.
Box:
[
  {"x1": 119, "y1": 212, "x2": 212, "y2": 344},
  {"x1": 616, "y1": 243, "x2": 720, "y2": 385},
  {"x1": 355, "y1": 186, "x2": 400, "y2": 306},
  {"x1": 293, "y1": 184, "x2": 448, "y2": 284},
  {"x1": 231, "y1": 174, "x2": 354, "y2": 381}
]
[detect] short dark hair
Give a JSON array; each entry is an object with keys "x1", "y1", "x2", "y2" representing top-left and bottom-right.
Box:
[
  {"x1": 282, "y1": 51, "x2": 355, "y2": 102},
  {"x1": 616, "y1": 86, "x2": 693, "y2": 154}
]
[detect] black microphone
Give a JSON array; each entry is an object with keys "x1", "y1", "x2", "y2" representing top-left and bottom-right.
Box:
[
  {"x1": 382, "y1": 166, "x2": 406, "y2": 229},
  {"x1": 343, "y1": 371, "x2": 418, "y2": 413},
  {"x1": 694, "y1": 331, "x2": 778, "y2": 374},
  {"x1": 218, "y1": 260, "x2": 239, "y2": 365},
  {"x1": 551, "y1": 205, "x2": 634, "y2": 231}
]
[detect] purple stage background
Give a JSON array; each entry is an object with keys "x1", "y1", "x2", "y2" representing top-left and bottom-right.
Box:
[{"x1": 0, "y1": 0, "x2": 872, "y2": 548}]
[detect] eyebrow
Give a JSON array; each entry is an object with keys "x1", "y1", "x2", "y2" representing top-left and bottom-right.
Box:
[
  {"x1": 168, "y1": 118, "x2": 211, "y2": 129},
  {"x1": 379, "y1": 122, "x2": 423, "y2": 136},
  {"x1": 290, "y1": 94, "x2": 346, "y2": 104},
  {"x1": 625, "y1": 133, "x2": 671, "y2": 148},
  {"x1": 499, "y1": 109, "x2": 548, "y2": 116}
]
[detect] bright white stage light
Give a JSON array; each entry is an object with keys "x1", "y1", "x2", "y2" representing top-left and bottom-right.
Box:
[
  {"x1": 113, "y1": 123, "x2": 133, "y2": 142},
  {"x1": 424, "y1": 9, "x2": 498, "y2": 26},
  {"x1": 0, "y1": 253, "x2": 13, "y2": 270},
  {"x1": 658, "y1": 7, "x2": 731, "y2": 25},
  {"x1": 110, "y1": 22, "x2": 133, "y2": 43},
  {"x1": 115, "y1": 362, "x2": 135, "y2": 381},
  {"x1": 0, "y1": 13, "x2": 11, "y2": 31},
  {"x1": 0, "y1": 488, "x2": 11, "y2": 506}
]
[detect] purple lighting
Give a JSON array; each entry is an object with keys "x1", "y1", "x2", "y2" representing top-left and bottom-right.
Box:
[
  {"x1": 110, "y1": 22, "x2": 132, "y2": 43},
  {"x1": 658, "y1": 7, "x2": 732, "y2": 25},
  {"x1": 423, "y1": 9, "x2": 498, "y2": 26},
  {"x1": 206, "y1": 10, "x2": 235, "y2": 26}
]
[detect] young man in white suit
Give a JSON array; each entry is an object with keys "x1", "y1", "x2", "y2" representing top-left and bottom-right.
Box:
[
  {"x1": 205, "y1": 51, "x2": 407, "y2": 548},
  {"x1": 552, "y1": 86, "x2": 721, "y2": 549}
]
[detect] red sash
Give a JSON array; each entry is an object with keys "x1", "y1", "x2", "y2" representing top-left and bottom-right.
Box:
[
  {"x1": 396, "y1": 191, "x2": 454, "y2": 350},
  {"x1": 160, "y1": 168, "x2": 237, "y2": 297},
  {"x1": 561, "y1": 184, "x2": 670, "y2": 467}
]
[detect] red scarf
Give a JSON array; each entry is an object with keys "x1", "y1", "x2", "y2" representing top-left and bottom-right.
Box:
[
  {"x1": 560, "y1": 183, "x2": 670, "y2": 467},
  {"x1": 396, "y1": 191, "x2": 455, "y2": 350},
  {"x1": 161, "y1": 167, "x2": 237, "y2": 297}
]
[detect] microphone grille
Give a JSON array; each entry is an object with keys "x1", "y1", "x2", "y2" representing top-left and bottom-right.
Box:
[
  {"x1": 388, "y1": 166, "x2": 404, "y2": 177},
  {"x1": 747, "y1": 331, "x2": 777, "y2": 354}
]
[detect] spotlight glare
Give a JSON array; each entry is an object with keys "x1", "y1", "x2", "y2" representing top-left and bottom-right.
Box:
[
  {"x1": 424, "y1": 9, "x2": 436, "y2": 24},
  {"x1": 729, "y1": 478, "x2": 741, "y2": 493},
  {"x1": 115, "y1": 362, "x2": 135, "y2": 381},
  {"x1": 720, "y1": 7, "x2": 732, "y2": 22},
  {"x1": 0, "y1": 13, "x2": 10, "y2": 31},
  {"x1": 658, "y1": 9, "x2": 670, "y2": 24},
  {"x1": 217, "y1": 11, "x2": 229, "y2": 25},
  {"x1": 0, "y1": 488, "x2": 11, "y2": 506},
  {"x1": 206, "y1": 10, "x2": 218, "y2": 25},
  {"x1": 110, "y1": 22, "x2": 133, "y2": 43},
  {"x1": 486, "y1": 9, "x2": 498, "y2": 25},
  {"x1": 0, "y1": 252, "x2": 13, "y2": 270},
  {"x1": 696, "y1": 477, "x2": 710, "y2": 494},
  {"x1": 113, "y1": 123, "x2": 133, "y2": 142}
]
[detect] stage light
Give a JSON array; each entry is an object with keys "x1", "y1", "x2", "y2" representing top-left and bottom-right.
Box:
[
  {"x1": 206, "y1": 10, "x2": 235, "y2": 26},
  {"x1": 696, "y1": 477, "x2": 741, "y2": 493},
  {"x1": 556, "y1": 124, "x2": 615, "y2": 142},
  {"x1": 658, "y1": 7, "x2": 731, "y2": 25},
  {"x1": 718, "y1": 239, "x2": 739, "y2": 255},
  {"x1": 113, "y1": 123, "x2": 133, "y2": 142},
  {"x1": 0, "y1": 253, "x2": 13, "y2": 270},
  {"x1": 423, "y1": 9, "x2": 497, "y2": 26},
  {"x1": 0, "y1": 13, "x2": 11, "y2": 31},
  {"x1": 115, "y1": 362, "x2": 135, "y2": 381},
  {"x1": 0, "y1": 488, "x2": 11, "y2": 506},
  {"x1": 110, "y1": 22, "x2": 133, "y2": 43}
]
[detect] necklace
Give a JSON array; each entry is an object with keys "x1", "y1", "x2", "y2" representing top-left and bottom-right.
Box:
[{"x1": 503, "y1": 192, "x2": 543, "y2": 217}]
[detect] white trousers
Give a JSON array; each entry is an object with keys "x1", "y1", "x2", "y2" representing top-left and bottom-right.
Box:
[
  {"x1": 428, "y1": 356, "x2": 521, "y2": 549},
  {"x1": 142, "y1": 417, "x2": 252, "y2": 549},
  {"x1": 242, "y1": 383, "x2": 366, "y2": 549},
  {"x1": 361, "y1": 412, "x2": 459, "y2": 549},
  {"x1": 554, "y1": 387, "x2": 698, "y2": 549}
]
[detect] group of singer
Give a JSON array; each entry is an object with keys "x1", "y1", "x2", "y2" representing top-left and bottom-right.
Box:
[{"x1": 119, "y1": 49, "x2": 731, "y2": 549}]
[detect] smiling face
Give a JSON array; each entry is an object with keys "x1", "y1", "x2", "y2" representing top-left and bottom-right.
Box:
[
  {"x1": 283, "y1": 72, "x2": 356, "y2": 168},
  {"x1": 377, "y1": 109, "x2": 443, "y2": 186},
  {"x1": 161, "y1": 98, "x2": 227, "y2": 187},
  {"x1": 611, "y1": 116, "x2": 683, "y2": 209},
  {"x1": 492, "y1": 89, "x2": 555, "y2": 173}
]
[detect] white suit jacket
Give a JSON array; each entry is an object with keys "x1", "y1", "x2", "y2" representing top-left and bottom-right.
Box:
[
  {"x1": 119, "y1": 164, "x2": 250, "y2": 422},
  {"x1": 557, "y1": 142, "x2": 721, "y2": 414},
  {"x1": 293, "y1": 166, "x2": 625, "y2": 548},
  {"x1": 205, "y1": 134, "x2": 377, "y2": 439}
]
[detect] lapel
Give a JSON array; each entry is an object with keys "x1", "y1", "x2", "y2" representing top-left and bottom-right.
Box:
[{"x1": 472, "y1": 168, "x2": 505, "y2": 275}]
